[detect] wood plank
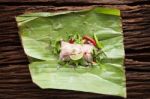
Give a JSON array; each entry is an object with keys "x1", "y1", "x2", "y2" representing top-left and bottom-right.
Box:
[
  {"x1": 0, "y1": 5, "x2": 150, "y2": 99},
  {"x1": 0, "y1": 0, "x2": 149, "y2": 5}
]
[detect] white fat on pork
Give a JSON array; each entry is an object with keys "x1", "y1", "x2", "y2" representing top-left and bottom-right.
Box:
[{"x1": 59, "y1": 41, "x2": 94, "y2": 62}]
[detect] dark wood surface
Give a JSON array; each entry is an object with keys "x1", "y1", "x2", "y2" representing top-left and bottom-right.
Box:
[{"x1": 0, "y1": 0, "x2": 150, "y2": 99}]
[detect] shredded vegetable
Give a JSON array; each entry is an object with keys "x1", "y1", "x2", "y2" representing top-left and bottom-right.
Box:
[{"x1": 50, "y1": 33, "x2": 104, "y2": 67}]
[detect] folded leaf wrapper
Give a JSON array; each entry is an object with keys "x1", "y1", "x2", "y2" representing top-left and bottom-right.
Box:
[{"x1": 16, "y1": 7, "x2": 126, "y2": 98}]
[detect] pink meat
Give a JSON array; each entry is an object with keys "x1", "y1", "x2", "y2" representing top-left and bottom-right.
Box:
[
  {"x1": 82, "y1": 44, "x2": 94, "y2": 62},
  {"x1": 59, "y1": 41, "x2": 94, "y2": 62}
]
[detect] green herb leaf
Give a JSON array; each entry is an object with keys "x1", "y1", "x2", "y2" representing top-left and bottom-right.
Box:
[{"x1": 94, "y1": 33, "x2": 103, "y2": 49}]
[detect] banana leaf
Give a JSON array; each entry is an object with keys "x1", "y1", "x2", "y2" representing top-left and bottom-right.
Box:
[{"x1": 16, "y1": 7, "x2": 126, "y2": 98}]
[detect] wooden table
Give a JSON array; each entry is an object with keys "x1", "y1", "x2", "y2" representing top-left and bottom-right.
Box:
[{"x1": 0, "y1": 0, "x2": 150, "y2": 99}]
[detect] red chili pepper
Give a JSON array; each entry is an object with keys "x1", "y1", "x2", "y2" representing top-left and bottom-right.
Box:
[
  {"x1": 83, "y1": 35, "x2": 96, "y2": 46},
  {"x1": 69, "y1": 38, "x2": 75, "y2": 44}
]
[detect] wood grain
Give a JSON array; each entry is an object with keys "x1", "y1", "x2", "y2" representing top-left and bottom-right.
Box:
[
  {"x1": 0, "y1": 1, "x2": 150, "y2": 99},
  {"x1": 0, "y1": 0, "x2": 149, "y2": 5}
]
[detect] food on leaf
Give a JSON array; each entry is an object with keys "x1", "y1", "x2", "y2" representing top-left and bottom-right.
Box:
[
  {"x1": 59, "y1": 33, "x2": 102, "y2": 66},
  {"x1": 16, "y1": 7, "x2": 126, "y2": 98}
]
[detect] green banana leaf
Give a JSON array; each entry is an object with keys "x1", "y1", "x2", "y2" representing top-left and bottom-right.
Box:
[{"x1": 16, "y1": 7, "x2": 126, "y2": 98}]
